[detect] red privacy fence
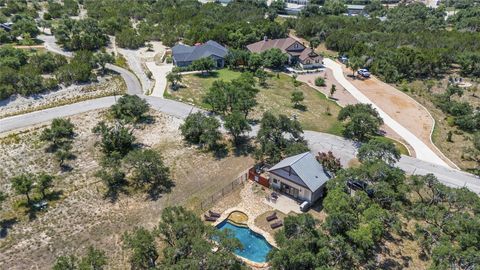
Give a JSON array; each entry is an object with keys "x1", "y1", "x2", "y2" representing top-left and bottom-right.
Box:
[{"x1": 248, "y1": 168, "x2": 270, "y2": 188}]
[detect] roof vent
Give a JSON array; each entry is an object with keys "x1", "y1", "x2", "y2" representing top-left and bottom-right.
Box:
[{"x1": 263, "y1": 36, "x2": 268, "y2": 41}]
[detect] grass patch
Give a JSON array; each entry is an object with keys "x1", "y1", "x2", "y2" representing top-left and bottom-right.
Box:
[
  {"x1": 374, "y1": 136, "x2": 410, "y2": 156},
  {"x1": 115, "y1": 55, "x2": 128, "y2": 69},
  {"x1": 168, "y1": 69, "x2": 343, "y2": 135}
]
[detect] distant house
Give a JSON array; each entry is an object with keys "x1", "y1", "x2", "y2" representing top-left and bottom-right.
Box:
[
  {"x1": 0, "y1": 22, "x2": 13, "y2": 32},
  {"x1": 267, "y1": 152, "x2": 331, "y2": 203},
  {"x1": 246, "y1": 37, "x2": 323, "y2": 69},
  {"x1": 171, "y1": 40, "x2": 228, "y2": 68},
  {"x1": 346, "y1": 5, "x2": 367, "y2": 16}
]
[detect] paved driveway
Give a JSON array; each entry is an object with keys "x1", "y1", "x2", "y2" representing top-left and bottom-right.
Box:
[
  {"x1": 324, "y1": 58, "x2": 450, "y2": 168},
  {"x1": 145, "y1": 62, "x2": 173, "y2": 98}
]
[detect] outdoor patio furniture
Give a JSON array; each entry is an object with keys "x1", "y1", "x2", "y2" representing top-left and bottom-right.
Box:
[
  {"x1": 204, "y1": 215, "x2": 217, "y2": 222},
  {"x1": 270, "y1": 221, "x2": 283, "y2": 229},
  {"x1": 266, "y1": 212, "x2": 277, "y2": 222},
  {"x1": 209, "y1": 210, "x2": 221, "y2": 218}
]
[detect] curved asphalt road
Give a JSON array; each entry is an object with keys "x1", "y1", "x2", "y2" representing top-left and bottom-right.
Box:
[
  {"x1": 324, "y1": 58, "x2": 450, "y2": 168},
  {"x1": 0, "y1": 41, "x2": 479, "y2": 194}
]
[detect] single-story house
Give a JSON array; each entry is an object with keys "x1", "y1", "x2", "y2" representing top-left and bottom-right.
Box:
[
  {"x1": 171, "y1": 40, "x2": 228, "y2": 68},
  {"x1": 246, "y1": 37, "x2": 323, "y2": 69},
  {"x1": 267, "y1": 152, "x2": 331, "y2": 203}
]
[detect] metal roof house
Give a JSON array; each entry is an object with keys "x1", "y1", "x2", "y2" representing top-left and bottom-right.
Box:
[
  {"x1": 268, "y1": 152, "x2": 331, "y2": 203},
  {"x1": 171, "y1": 40, "x2": 228, "y2": 68}
]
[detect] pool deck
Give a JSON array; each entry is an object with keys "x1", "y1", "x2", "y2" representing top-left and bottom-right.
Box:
[{"x1": 210, "y1": 182, "x2": 279, "y2": 268}]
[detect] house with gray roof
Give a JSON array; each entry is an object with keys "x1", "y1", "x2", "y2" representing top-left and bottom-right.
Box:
[
  {"x1": 171, "y1": 40, "x2": 228, "y2": 68},
  {"x1": 267, "y1": 152, "x2": 331, "y2": 203}
]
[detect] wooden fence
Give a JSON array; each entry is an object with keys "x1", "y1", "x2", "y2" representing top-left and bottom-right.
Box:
[{"x1": 200, "y1": 169, "x2": 249, "y2": 210}]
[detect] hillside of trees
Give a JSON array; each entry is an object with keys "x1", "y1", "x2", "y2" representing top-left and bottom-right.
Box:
[{"x1": 293, "y1": 3, "x2": 480, "y2": 83}]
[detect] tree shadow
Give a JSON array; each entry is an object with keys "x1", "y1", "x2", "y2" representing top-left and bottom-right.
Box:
[
  {"x1": 233, "y1": 137, "x2": 255, "y2": 157},
  {"x1": 25, "y1": 190, "x2": 63, "y2": 221},
  {"x1": 104, "y1": 182, "x2": 130, "y2": 203},
  {"x1": 193, "y1": 71, "x2": 219, "y2": 78},
  {"x1": 147, "y1": 179, "x2": 175, "y2": 201},
  {"x1": 213, "y1": 143, "x2": 229, "y2": 160},
  {"x1": 293, "y1": 104, "x2": 308, "y2": 112},
  {"x1": 0, "y1": 218, "x2": 18, "y2": 238},
  {"x1": 139, "y1": 114, "x2": 155, "y2": 125},
  {"x1": 378, "y1": 258, "x2": 404, "y2": 270}
]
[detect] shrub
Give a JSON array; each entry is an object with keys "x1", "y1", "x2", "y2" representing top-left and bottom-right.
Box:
[{"x1": 315, "y1": 77, "x2": 326, "y2": 87}]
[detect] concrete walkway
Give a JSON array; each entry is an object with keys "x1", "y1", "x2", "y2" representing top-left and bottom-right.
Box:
[
  {"x1": 323, "y1": 58, "x2": 450, "y2": 168},
  {"x1": 145, "y1": 62, "x2": 173, "y2": 98}
]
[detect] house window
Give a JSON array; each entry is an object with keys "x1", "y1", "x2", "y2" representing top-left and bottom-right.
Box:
[
  {"x1": 315, "y1": 59, "x2": 319, "y2": 63},
  {"x1": 273, "y1": 178, "x2": 278, "y2": 183},
  {"x1": 306, "y1": 60, "x2": 310, "y2": 64}
]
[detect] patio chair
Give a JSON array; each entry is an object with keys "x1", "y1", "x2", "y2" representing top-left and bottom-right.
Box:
[
  {"x1": 270, "y1": 221, "x2": 283, "y2": 229},
  {"x1": 204, "y1": 215, "x2": 217, "y2": 222},
  {"x1": 266, "y1": 212, "x2": 277, "y2": 222},
  {"x1": 209, "y1": 210, "x2": 221, "y2": 218}
]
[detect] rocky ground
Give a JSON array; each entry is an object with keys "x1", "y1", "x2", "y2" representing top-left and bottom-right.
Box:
[
  {"x1": 0, "y1": 76, "x2": 126, "y2": 119},
  {"x1": 0, "y1": 109, "x2": 253, "y2": 269}
]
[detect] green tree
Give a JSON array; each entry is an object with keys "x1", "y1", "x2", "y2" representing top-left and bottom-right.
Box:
[
  {"x1": 191, "y1": 57, "x2": 215, "y2": 75},
  {"x1": 92, "y1": 122, "x2": 136, "y2": 158},
  {"x1": 94, "y1": 51, "x2": 114, "y2": 75},
  {"x1": 261, "y1": 48, "x2": 289, "y2": 69},
  {"x1": 330, "y1": 84, "x2": 336, "y2": 97},
  {"x1": 156, "y1": 206, "x2": 242, "y2": 269},
  {"x1": 95, "y1": 167, "x2": 127, "y2": 202},
  {"x1": 357, "y1": 138, "x2": 401, "y2": 165},
  {"x1": 36, "y1": 173, "x2": 54, "y2": 200},
  {"x1": 346, "y1": 56, "x2": 363, "y2": 77},
  {"x1": 11, "y1": 17, "x2": 39, "y2": 39},
  {"x1": 256, "y1": 112, "x2": 309, "y2": 163},
  {"x1": 78, "y1": 246, "x2": 108, "y2": 270},
  {"x1": 110, "y1": 95, "x2": 150, "y2": 124},
  {"x1": 40, "y1": 118, "x2": 75, "y2": 149},
  {"x1": 248, "y1": 53, "x2": 264, "y2": 71},
  {"x1": 338, "y1": 104, "x2": 383, "y2": 141},
  {"x1": 180, "y1": 112, "x2": 222, "y2": 150},
  {"x1": 123, "y1": 227, "x2": 158, "y2": 270},
  {"x1": 116, "y1": 27, "x2": 145, "y2": 49},
  {"x1": 223, "y1": 111, "x2": 252, "y2": 145},
  {"x1": 314, "y1": 77, "x2": 325, "y2": 87},
  {"x1": 11, "y1": 174, "x2": 34, "y2": 204},
  {"x1": 255, "y1": 69, "x2": 268, "y2": 87},
  {"x1": 53, "y1": 255, "x2": 77, "y2": 270},
  {"x1": 166, "y1": 71, "x2": 182, "y2": 90},
  {"x1": 125, "y1": 149, "x2": 174, "y2": 199},
  {"x1": 53, "y1": 246, "x2": 107, "y2": 270},
  {"x1": 291, "y1": 90, "x2": 305, "y2": 109}
]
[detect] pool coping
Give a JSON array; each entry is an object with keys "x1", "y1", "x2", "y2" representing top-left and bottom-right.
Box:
[{"x1": 212, "y1": 208, "x2": 277, "y2": 268}]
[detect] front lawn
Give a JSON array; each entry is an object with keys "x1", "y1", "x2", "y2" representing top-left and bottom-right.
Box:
[{"x1": 167, "y1": 69, "x2": 344, "y2": 136}]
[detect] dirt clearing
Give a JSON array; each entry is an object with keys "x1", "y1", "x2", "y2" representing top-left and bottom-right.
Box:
[{"x1": 0, "y1": 109, "x2": 253, "y2": 269}]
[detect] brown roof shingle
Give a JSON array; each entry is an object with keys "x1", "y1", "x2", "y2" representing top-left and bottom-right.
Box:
[{"x1": 246, "y1": 37, "x2": 298, "y2": 53}]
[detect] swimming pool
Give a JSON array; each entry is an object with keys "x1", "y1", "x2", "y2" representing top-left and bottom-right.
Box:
[{"x1": 216, "y1": 220, "x2": 273, "y2": 263}]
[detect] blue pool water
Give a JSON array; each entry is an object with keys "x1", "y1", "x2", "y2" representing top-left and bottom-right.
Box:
[{"x1": 216, "y1": 220, "x2": 273, "y2": 263}]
